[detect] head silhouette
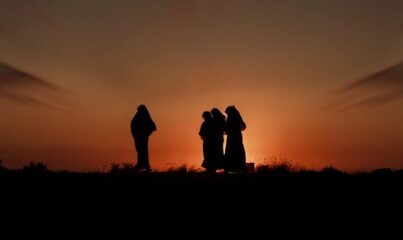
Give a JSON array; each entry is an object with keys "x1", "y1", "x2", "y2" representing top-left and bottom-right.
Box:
[
  {"x1": 211, "y1": 108, "x2": 225, "y2": 120},
  {"x1": 225, "y1": 105, "x2": 245, "y2": 129},
  {"x1": 225, "y1": 106, "x2": 238, "y2": 116},
  {"x1": 137, "y1": 104, "x2": 148, "y2": 113},
  {"x1": 136, "y1": 104, "x2": 152, "y2": 119},
  {"x1": 202, "y1": 111, "x2": 212, "y2": 121}
]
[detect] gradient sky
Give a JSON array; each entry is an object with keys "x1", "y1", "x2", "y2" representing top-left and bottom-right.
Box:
[{"x1": 1, "y1": 0, "x2": 403, "y2": 171}]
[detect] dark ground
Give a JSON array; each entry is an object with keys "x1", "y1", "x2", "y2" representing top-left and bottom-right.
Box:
[{"x1": 1, "y1": 167, "x2": 402, "y2": 238}]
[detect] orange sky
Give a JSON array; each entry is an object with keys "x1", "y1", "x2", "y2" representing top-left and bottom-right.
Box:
[{"x1": 1, "y1": 0, "x2": 403, "y2": 171}]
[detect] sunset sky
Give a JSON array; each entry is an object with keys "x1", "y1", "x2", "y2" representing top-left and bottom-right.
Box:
[{"x1": 1, "y1": 0, "x2": 403, "y2": 171}]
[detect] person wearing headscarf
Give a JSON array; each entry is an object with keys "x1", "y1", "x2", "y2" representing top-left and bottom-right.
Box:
[
  {"x1": 211, "y1": 108, "x2": 226, "y2": 170},
  {"x1": 199, "y1": 111, "x2": 216, "y2": 173},
  {"x1": 224, "y1": 106, "x2": 247, "y2": 172},
  {"x1": 131, "y1": 104, "x2": 157, "y2": 172}
]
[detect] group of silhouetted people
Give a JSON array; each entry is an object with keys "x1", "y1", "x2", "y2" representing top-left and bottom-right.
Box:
[
  {"x1": 130, "y1": 104, "x2": 246, "y2": 173},
  {"x1": 199, "y1": 106, "x2": 247, "y2": 173}
]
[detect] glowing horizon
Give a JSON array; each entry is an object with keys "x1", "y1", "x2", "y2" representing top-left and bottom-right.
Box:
[{"x1": 1, "y1": 1, "x2": 403, "y2": 171}]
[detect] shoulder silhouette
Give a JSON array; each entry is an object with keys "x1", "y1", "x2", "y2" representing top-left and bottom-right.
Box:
[{"x1": 131, "y1": 104, "x2": 156, "y2": 138}]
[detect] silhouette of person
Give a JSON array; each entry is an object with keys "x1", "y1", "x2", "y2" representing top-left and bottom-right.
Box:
[
  {"x1": 224, "y1": 106, "x2": 247, "y2": 173},
  {"x1": 211, "y1": 108, "x2": 226, "y2": 170},
  {"x1": 131, "y1": 104, "x2": 156, "y2": 172},
  {"x1": 199, "y1": 111, "x2": 216, "y2": 173}
]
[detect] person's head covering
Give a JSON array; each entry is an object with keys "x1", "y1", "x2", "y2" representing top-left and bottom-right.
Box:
[
  {"x1": 225, "y1": 105, "x2": 244, "y2": 123},
  {"x1": 225, "y1": 106, "x2": 237, "y2": 115},
  {"x1": 137, "y1": 104, "x2": 148, "y2": 112},
  {"x1": 211, "y1": 108, "x2": 225, "y2": 119},
  {"x1": 202, "y1": 111, "x2": 212, "y2": 120},
  {"x1": 136, "y1": 104, "x2": 152, "y2": 120}
]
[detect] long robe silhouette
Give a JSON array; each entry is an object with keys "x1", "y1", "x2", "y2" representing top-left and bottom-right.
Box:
[
  {"x1": 211, "y1": 108, "x2": 226, "y2": 170},
  {"x1": 224, "y1": 106, "x2": 246, "y2": 172},
  {"x1": 131, "y1": 105, "x2": 156, "y2": 171},
  {"x1": 199, "y1": 111, "x2": 216, "y2": 172}
]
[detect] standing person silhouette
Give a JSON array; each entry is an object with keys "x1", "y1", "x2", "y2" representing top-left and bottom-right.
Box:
[
  {"x1": 131, "y1": 104, "x2": 156, "y2": 172},
  {"x1": 211, "y1": 108, "x2": 226, "y2": 170},
  {"x1": 224, "y1": 106, "x2": 247, "y2": 173},
  {"x1": 199, "y1": 111, "x2": 216, "y2": 173}
]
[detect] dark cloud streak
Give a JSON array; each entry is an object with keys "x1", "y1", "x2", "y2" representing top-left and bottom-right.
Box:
[
  {"x1": 327, "y1": 61, "x2": 403, "y2": 112},
  {"x1": 0, "y1": 89, "x2": 59, "y2": 109},
  {"x1": 338, "y1": 62, "x2": 403, "y2": 92},
  {"x1": 0, "y1": 61, "x2": 64, "y2": 109},
  {"x1": 0, "y1": 61, "x2": 59, "y2": 90}
]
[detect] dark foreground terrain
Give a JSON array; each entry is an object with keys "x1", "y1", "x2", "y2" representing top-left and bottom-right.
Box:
[{"x1": 1, "y1": 167, "x2": 403, "y2": 238}]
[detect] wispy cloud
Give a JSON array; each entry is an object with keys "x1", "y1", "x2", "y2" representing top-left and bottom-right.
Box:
[
  {"x1": 325, "y1": 61, "x2": 403, "y2": 112},
  {"x1": 0, "y1": 61, "x2": 64, "y2": 109}
]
